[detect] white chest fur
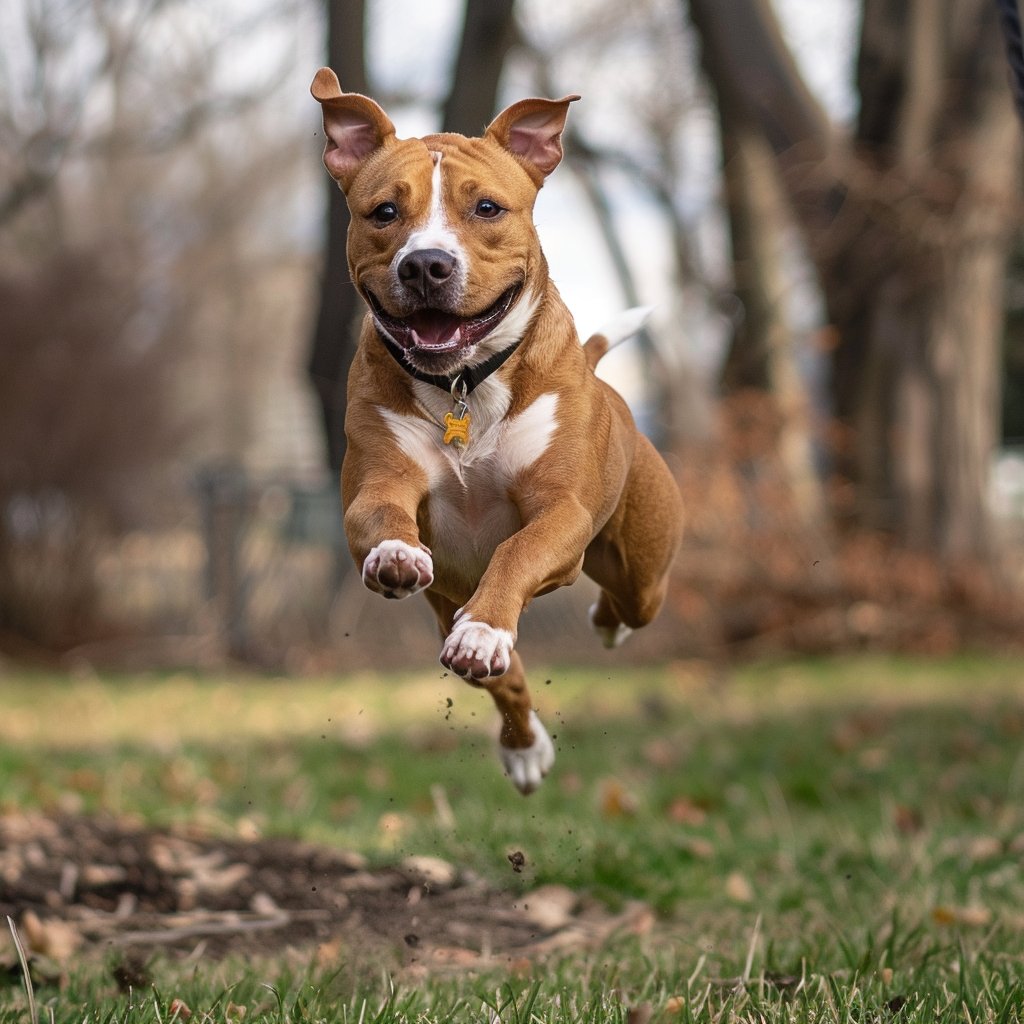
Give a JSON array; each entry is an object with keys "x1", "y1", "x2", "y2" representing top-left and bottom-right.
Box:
[{"x1": 377, "y1": 382, "x2": 559, "y2": 591}]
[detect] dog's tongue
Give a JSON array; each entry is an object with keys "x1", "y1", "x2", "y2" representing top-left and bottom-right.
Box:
[{"x1": 408, "y1": 309, "x2": 463, "y2": 350}]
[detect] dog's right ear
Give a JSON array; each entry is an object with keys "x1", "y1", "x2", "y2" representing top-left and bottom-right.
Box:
[{"x1": 310, "y1": 68, "x2": 396, "y2": 190}]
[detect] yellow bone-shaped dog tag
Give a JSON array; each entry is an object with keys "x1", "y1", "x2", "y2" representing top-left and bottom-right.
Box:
[{"x1": 443, "y1": 411, "x2": 470, "y2": 448}]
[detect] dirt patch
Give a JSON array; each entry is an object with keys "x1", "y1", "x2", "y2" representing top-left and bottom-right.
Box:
[{"x1": 0, "y1": 814, "x2": 650, "y2": 972}]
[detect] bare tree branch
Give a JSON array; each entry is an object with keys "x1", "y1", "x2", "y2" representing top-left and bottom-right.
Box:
[
  {"x1": 442, "y1": 0, "x2": 517, "y2": 135},
  {"x1": 685, "y1": 0, "x2": 833, "y2": 163}
]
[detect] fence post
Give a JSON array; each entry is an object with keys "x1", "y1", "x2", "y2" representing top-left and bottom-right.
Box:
[{"x1": 196, "y1": 464, "x2": 250, "y2": 660}]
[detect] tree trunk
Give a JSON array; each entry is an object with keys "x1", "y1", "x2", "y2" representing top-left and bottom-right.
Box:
[
  {"x1": 686, "y1": 0, "x2": 1021, "y2": 559},
  {"x1": 717, "y1": 114, "x2": 825, "y2": 528},
  {"x1": 308, "y1": 0, "x2": 368, "y2": 472},
  {"x1": 831, "y1": 77, "x2": 1020, "y2": 554},
  {"x1": 442, "y1": 0, "x2": 517, "y2": 135},
  {"x1": 836, "y1": 0, "x2": 1019, "y2": 556}
]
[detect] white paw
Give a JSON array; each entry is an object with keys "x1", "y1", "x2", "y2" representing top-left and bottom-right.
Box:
[
  {"x1": 362, "y1": 540, "x2": 433, "y2": 599},
  {"x1": 500, "y1": 711, "x2": 555, "y2": 795},
  {"x1": 588, "y1": 602, "x2": 633, "y2": 649},
  {"x1": 440, "y1": 614, "x2": 513, "y2": 679}
]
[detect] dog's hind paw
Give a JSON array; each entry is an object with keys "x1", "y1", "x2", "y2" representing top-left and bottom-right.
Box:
[
  {"x1": 588, "y1": 602, "x2": 634, "y2": 649},
  {"x1": 499, "y1": 711, "x2": 555, "y2": 795},
  {"x1": 362, "y1": 539, "x2": 433, "y2": 599}
]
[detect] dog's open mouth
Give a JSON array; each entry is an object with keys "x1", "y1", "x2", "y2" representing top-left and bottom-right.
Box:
[{"x1": 368, "y1": 284, "x2": 522, "y2": 354}]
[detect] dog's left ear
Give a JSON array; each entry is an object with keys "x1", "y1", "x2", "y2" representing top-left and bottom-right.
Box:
[
  {"x1": 311, "y1": 67, "x2": 397, "y2": 190},
  {"x1": 485, "y1": 95, "x2": 581, "y2": 185}
]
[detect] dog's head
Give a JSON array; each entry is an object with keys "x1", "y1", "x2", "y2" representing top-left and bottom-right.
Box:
[{"x1": 311, "y1": 68, "x2": 578, "y2": 377}]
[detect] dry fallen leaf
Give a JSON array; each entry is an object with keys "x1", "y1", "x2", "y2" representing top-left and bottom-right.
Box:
[
  {"x1": 82, "y1": 864, "x2": 128, "y2": 886},
  {"x1": 932, "y1": 905, "x2": 992, "y2": 928},
  {"x1": 624, "y1": 904, "x2": 656, "y2": 936},
  {"x1": 725, "y1": 871, "x2": 754, "y2": 904},
  {"x1": 315, "y1": 937, "x2": 344, "y2": 968},
  {"x1": 250, "y1": 892, "x2": 282, "y2": 917},
  {"x1": 599, "y1": 778, "x2": 639, "y2": 818},
  {"x1": 666, "y1": 796, "x2": 708, "y2": 827},
  {"x1": 235, "y1": 816, "x2": 263, "y2": 841},
  {"x1": 20, "y1": 910, "x2": 81, "y2": 961},
  {"x1": 168, "y1": 998, "x2": 192, "y2": 1020},
  {"x1": 377, "y1": 812, "x2": 408, "y2": 848},
  {"x1": 957, "y1": 906, "x2": 993, "y2": 928},
  {"x1": 513, "y1": 884, "x2": 577, "y2": 931},
  {"x1": 508, "y1": 956, "x2": 533, "y2": 978},
  {"x1": 401, "y1": 855, "x2": 458, "y2": 888},
  {"x1": 425, "y1": 946, "x2": 480, "y2": 966}
]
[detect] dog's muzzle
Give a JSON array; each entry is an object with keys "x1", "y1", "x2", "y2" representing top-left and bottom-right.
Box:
[{"x1": 367, "y1": 282, "x2": 523, "y2": 355}]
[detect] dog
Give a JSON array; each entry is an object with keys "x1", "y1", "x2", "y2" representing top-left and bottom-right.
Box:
[{"x1": 311, "y1": 69, "x2": 684, "y2": 793}]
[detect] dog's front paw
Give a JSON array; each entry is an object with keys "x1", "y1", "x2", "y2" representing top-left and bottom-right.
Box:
[
  {"x1": 440, "y1": 614, "x2": 513, "y2": 679},
  {"x1": 499, "y1": 711, "x2": 555, "y2": 795},
  {"x1": 362, "y1": 540, "x2": 433, "y2": 599}
]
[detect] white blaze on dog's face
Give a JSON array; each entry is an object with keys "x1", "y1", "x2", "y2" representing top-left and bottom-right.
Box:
[{"x1": 310, "y1": 68, "x2": 579, "y2": 376}]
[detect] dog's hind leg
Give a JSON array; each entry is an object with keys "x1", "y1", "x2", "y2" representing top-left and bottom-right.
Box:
[
  {"x1": 583, "y1": 434, "x2": 683, "y2": 646},
  {"x1": 588, "y1": 589, "x2": 640, "y2": 649},
  {"x1": 425, "y1": 591, "x2": 554, "y2": 794}
]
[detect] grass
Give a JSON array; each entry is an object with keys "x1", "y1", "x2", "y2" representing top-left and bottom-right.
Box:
[{"x1": 2, "y1": 655, "x2": 1024, "y2": 1020}]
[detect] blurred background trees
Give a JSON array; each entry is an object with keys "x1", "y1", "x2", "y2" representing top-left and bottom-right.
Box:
[
  {"x1": 1, "y1": 0, "x2": 1022, "y2": 665},
  {"x1": 692, "y1": 0, "x2": 1020, "y2": 560},
  {"x1": 0, "y1": 0, "x2": 319, "y2": 651}
]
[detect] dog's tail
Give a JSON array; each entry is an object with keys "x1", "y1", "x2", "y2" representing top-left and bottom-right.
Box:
[{"x1": 583, "y1": 305, "x2": 654, "y2": 370}]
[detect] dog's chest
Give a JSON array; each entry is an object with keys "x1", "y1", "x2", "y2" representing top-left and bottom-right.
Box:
[{"x1": 377, "y1": 381, "x2": 558, "y2": 585}]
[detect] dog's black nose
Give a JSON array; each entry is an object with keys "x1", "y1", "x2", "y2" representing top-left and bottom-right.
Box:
[{"x1": 398, "y1": 248, "x2": 457, "y2": 298}]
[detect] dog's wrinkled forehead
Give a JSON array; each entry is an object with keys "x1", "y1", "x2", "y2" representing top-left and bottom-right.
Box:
[
  {"x1": 344, "y1": 138, "x2": 432, "y2": 213},
  {"x1": 425, "y1": 134, "x2": 541, "y2": 207},
  {"x1": 345, "y1": 133, "x2": 537, "y2": 219}
]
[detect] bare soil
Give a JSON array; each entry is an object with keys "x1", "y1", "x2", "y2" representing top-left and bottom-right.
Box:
[{"x1": 0, "y1": 814, "x2": 649, "y2": 973}]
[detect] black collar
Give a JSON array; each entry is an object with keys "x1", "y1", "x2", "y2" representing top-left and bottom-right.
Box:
[{"x1": 374, "y1": 325, "x2": 523, "y2": 396}]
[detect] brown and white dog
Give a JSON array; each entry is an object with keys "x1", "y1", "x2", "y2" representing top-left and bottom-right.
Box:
[{"x1": 311, "y1": 69, "x2": 684, "y2": 794}]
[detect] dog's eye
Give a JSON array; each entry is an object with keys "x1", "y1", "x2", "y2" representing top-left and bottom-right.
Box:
[
  {"x1": 474, "y1": 199, "x2": 504, "y2": 219},
  {"x1": 370, "y1": 202, "x2": 399, "y2": 225}
]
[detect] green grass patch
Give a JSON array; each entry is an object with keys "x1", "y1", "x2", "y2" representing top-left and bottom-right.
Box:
[{"x1": 3, "y1": 655, "x2": 1024, "y2": 1020}]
